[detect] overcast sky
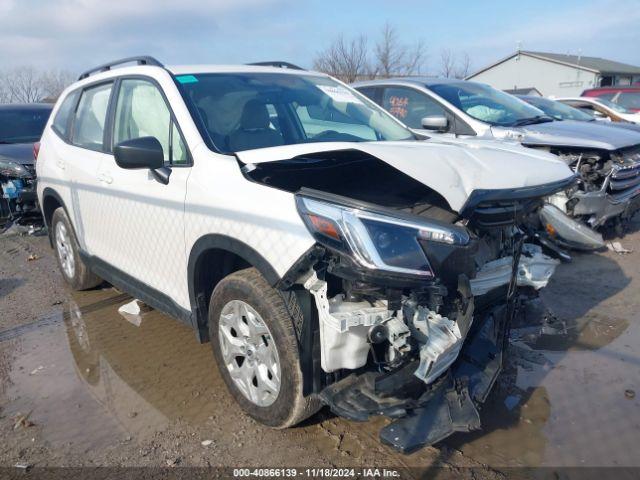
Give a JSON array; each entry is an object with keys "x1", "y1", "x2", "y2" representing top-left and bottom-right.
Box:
[{"x1": 0, "y1": 0, "x2": 638, "y2": 75}]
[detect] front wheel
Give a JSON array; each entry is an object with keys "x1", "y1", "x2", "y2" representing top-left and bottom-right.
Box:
[{"x1": 208, "y1": 268, "x2": 320, "y2": 428}]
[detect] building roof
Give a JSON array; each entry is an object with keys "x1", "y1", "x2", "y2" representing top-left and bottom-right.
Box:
[
  {"x1": 468, "y1": 50, "x2": 640, "y2": 79},
  {"x1": 504, "y1": 87, "x2": 542, "y2": 96}
]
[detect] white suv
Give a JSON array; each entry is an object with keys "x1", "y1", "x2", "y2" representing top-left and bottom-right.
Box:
[{"x1": 37, "y1": 57, "x2": 574, "y2": 452}]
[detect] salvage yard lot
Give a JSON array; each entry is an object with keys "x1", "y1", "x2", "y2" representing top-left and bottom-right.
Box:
[{"x1": 1, "y1": 225, "x2": 639, "y2": 474}]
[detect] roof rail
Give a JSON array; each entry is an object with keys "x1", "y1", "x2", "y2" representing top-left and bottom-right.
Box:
[
  {"x1": 78, "y1": 56, "x2": 164, "y2": 81},
  {"x1": 247, "y1": 61, "x2": 304, "y2": 71}
]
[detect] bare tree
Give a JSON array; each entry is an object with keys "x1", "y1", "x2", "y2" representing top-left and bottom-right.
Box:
[
  {"x1": 438, "y1": 49, "x2": 472, "y2": 79},
  {"x1": 313, "y1": 35, "x2": 371, "y2": 83},
  {"x1": 439, "y1": 48, "x2": 457, "y2": 78},
  {"x1": 454, "y1": 52, "x2": 472, "y2": 79},
  {"x1": 40, "y1": 69, "x2": 75, "y2": 101},
  {"x1": 3, "y1": 67, "x2": 46, "y2": 103},
  {"x1": 0, "y1": 67, "x2": 76, "y2": 104},
  {"x1": 373, "y1": 23, "x2": 427, "y2": 78},
  {"x1": 0, "y1": 72, "x2": 10, "y2": 103}
]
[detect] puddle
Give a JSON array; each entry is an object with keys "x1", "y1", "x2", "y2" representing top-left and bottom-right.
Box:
[
  {"x1": 2, "y1": 288, "x2": 225, "y2": 452},
  {"x1": 446, "y1": 295, "x2": 640, "y2": 467},
  {"x1": 1, "y1": 260, "x2": 639, "y2": 467}
]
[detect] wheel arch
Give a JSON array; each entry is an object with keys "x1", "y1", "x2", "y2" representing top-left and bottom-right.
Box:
[
  {"x1": 41, "y1": 187, "x2": 71, "y2": 247},
  {"x1": 187, "y1": 234, "x2": 281, "y2": 343}
]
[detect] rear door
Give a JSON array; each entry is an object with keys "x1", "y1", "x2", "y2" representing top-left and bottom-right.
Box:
[
  {"x1": 65, "y1": 81, "x2": 115, "y2": 255},
  {"x1": 94, "y1": 77, "x2": 191, "y2": 301}
]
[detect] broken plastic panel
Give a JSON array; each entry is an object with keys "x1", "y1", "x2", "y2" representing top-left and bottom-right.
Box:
[{"x1": 470, "y1": 243, "x2": 559, "y2": 295}]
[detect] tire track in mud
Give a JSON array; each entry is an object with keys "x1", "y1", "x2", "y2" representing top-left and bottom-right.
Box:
[{"x1": 0, "y1": 293, "x2": 130, "y2": 343}]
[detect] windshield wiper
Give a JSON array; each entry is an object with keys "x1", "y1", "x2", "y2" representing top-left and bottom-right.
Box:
[{"x1": 511, "y1": 115, "x2": 554, "y2": 127}]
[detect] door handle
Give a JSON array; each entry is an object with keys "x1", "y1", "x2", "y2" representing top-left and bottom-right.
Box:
[{"x1": 98, "y1": 172, "x2": 113, "y2": 184}]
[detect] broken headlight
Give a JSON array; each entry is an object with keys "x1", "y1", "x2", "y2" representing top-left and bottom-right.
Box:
[
  {"x1": 296, "y1": 195, "x2": 469, "y2": 278},
  {"x1": 0, "y1": 159, "x2": 31, "y2": 178}
]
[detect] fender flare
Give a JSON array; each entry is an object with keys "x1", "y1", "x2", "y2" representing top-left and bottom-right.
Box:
[
  {"x1": 41, "y1": 187, "x2": 75, "y2": 247},
  {"x1": 187, "y1": 234, "x2": 282, "y2": 329}
]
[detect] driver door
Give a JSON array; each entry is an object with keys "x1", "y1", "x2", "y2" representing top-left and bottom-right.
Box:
[{"x1": 94, "y1": 77, "x2": 191, "y2": 301}]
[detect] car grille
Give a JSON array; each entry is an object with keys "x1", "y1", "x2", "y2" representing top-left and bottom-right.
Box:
[
  {"x1": 470, "y1": 199, "x2": 541, "y2": 228},
  {"x1": 608, "y1": 149, "x2": 640, "y2": 204}
]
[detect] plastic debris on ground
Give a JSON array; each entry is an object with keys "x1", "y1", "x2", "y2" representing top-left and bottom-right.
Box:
[
  {"x1": 118, "y1": 299, "x2": 153, "y2": 327},
  {"x1": 607, "y1": 242, "x2": 633, "y2": 254},
  {"x1": 13, "y1": 411, "x2": 35, "y2": 430}
]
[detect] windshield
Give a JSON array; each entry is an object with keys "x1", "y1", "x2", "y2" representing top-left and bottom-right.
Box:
[
  {"x1": 523, "y1": 96, "x2": 595, "y2": 122},
  {"x1": 176, "y1": 72, "x2": 414, "y2": 153},
  {"x1": 597, "y1": 97, "x2": 632, "y2": 114},
  {"x1": 0, "y1": 107, "x2": 51, "y2": 144},
  {"x1": 429, "y1": 82, "x2": 550, "y2": 126}
]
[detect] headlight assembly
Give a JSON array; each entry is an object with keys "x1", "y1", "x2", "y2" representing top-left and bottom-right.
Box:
[{"x1": 296, "y1": 195, "x2": 469, "y2": 278}]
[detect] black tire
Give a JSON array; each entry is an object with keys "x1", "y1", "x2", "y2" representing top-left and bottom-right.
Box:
[
  {"x1": 51, "y1": 207, "x2": 102, "y2": 290},
  {"x1": 209, "y1": 267, "x2": 320, "y2": 428}
]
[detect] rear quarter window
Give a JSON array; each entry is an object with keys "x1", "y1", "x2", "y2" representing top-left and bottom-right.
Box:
[{"x1": 52, "y1": 90, "x2": 79, "y2": 140}]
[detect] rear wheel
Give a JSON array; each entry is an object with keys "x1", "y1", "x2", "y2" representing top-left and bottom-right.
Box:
[
  {"x1": 51, "y1": 207, "x2": 102, "y2": 290},
  {"x1": 209, "y1": 268, "x2": 320, "y2": 428}
]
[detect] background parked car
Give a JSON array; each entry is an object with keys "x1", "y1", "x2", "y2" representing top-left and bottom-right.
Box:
[
  {"x1": 0, "y1": 103, "x2": 52, "y2": 227},
  {"x1": 582, "y1": 86, "x2": 640, "y2": 113},
  {"x1": 518, "y1": 95, "x2": 640, "y2": 133},
  {"x1": 556, "y1": 97, "x2": 640, "y2": 124},
  {"x1": 352, "y1": 78, "x2": 640, "y2": 232}
]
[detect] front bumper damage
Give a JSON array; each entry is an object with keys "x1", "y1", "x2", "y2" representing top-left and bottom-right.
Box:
[
  {"x1": 0, "y1": 167, "x2": 41, "y2": 228},
  {"x1": 320, "y1": 302, "x2": 511, "y2": 453},
  {"x1": 286, "y1": 183, "x2": 570, "y2": 453},
  {"x1": 557, "y1": 152, "x2": 640, "y2": 228},
  {"x1": 470, "y1": 243, "x2": 559, "y2": 296},
  {"x1": 304, "y1": 242, "x2": 534, "y2": 453}
]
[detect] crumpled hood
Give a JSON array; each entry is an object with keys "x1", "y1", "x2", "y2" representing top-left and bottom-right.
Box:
[
  {"x1": 0, "y1": 143, "x2": 34, "y2": 165},
  {"x1": 492, "y1": 119, "x2": 640, "y2": 151},
  {"x1": 236, "y1": 140, "x2": 574, "y2": 212}
]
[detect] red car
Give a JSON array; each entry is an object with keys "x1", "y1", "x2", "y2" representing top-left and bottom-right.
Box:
[{"x1": 582, "y1": 86, "x2": 640, "y2": 113}]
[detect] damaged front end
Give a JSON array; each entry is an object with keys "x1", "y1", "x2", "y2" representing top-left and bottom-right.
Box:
[
  {"x1": 284, "y1": 187, "x2": 562, "y2": 453},
  {"x1": 546, "y1": 146, "x2": 640, "y2": 232},
  {"x1": 0, "y1": 157, "x2": 40, "y2": 229}
]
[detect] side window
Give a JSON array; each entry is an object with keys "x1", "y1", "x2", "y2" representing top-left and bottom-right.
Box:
[
  {"x1": 72, "y1": 83, "x2": 113, "y2": 151},
  {"x1": 113, "y1": 79, "x2": 188, "y2": 165},
  {"x1": 52, "y1": 90, "x2": 79, "y2": 140},
  {"x1": 171, "y1": 122, "x2": 188, "y2": 165},
  {"x1": 382, "y1": 87, "x2": 446, "y2": 129},
  {"x1": 357, "y1": 86, "x2": 382, "y2": 105},
  {"x1": 568, "y1": 101, "x2": 594, "y2": 112}
]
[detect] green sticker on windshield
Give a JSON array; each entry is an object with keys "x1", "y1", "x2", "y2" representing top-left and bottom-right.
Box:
[{"x1": 176, "y1": 75, "x2": 198, "y2": 84}]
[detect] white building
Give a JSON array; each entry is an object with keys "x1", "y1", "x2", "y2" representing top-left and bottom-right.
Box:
[{"x1": 467, "y1": 50, "x2": 640, "y2": 97}]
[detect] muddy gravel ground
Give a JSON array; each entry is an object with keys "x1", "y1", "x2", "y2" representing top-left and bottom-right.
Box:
[{"x1": 1, "y1": 223, "x2": 639, "y2": 479}]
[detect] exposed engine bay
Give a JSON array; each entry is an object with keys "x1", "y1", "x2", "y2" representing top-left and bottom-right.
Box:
[
  {"x1": 243, "y1": 148, "x2": 569, "y2": 452},
  {"x1": 0, "y1": 160, "x2": 41, "y2": 230},
  {"x1": 541, "y1": 145, "x2": 640, "y2": 232}
]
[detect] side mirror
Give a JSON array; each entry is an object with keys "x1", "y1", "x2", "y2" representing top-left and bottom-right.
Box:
[
  {"x1": 421, "y1": 115, "x2": 449, "y2": 131},
  {"x1": 114, "y1": 137, "x2": 164, "y2": 170}
]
